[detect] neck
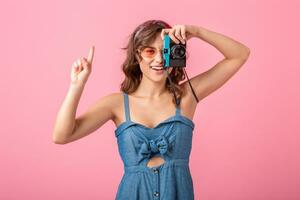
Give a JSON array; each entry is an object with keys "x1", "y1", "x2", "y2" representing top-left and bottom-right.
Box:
[{"x1": 133, "y1": 76, "x2": 168, "y2": 99}]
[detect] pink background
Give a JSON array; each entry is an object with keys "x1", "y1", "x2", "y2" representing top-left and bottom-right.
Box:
[{"x1": 1, "y1": 0, "x2": 299, "y2": 199}]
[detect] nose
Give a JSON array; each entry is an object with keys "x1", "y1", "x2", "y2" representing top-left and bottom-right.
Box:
[{"x1": 154, "y1": 49, "x2": 163, "y2": 64}]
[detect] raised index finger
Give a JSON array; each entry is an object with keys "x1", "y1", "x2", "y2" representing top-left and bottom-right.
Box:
[{"x1": 87, "y1": 46, "x2": 95, "y2": 64}]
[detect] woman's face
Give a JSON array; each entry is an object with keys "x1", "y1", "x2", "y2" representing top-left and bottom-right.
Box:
[{"x1": 136, "y1": 32, "x2": 173, "y2": 83}]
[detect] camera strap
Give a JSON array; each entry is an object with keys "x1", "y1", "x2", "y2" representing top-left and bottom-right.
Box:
[{"x1": 164, "y1": 68, "x2": 199, "y2": 107}]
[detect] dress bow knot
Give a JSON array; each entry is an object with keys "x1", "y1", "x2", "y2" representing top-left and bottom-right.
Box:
[{"x1": 139, "y1": 135, "x2": 169, "y2": 158}]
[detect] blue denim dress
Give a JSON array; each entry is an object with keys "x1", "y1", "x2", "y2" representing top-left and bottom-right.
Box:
[{"x1": 114, "y1": 92, "x2": 195, "y2": 200}]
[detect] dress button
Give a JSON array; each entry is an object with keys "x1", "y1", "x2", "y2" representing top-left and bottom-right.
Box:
[
  {"x1": 153, "y1": 169, "x2": 159, "y2": 174},
  {"x1": 154, "y1": 191, "x2": 160, "y2": 197}
]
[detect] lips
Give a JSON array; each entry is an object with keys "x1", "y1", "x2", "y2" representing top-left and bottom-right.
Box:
[{"x1": 150, "y1": 65, "x2": 164, "y2": 71}]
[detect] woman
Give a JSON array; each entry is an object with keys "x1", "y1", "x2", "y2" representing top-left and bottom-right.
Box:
[{"x1": 52, "y1": 19, "x2": 250, "y2": 199}]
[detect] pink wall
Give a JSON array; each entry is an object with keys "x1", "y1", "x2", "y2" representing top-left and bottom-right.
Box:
[{"x1": 1, "y1": 0, "x2": 299, "y2": 199}]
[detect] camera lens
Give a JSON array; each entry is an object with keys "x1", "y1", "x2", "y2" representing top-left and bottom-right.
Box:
[{"x1": 171, "y1": 45, "x2": 186, "y2": 59}]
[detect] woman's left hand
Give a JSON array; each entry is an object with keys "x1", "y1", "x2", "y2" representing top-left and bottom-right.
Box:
[{"x1": 160, "y1": 24, "x2": 198, "y2": 44}]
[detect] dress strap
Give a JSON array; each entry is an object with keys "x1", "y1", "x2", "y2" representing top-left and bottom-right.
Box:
[
  {"x1": 123, "y1": 92, "x2": 131, "y2": 121},
  {"x1": 175, "y1": 99, "x2": 181, "y2": 116}
]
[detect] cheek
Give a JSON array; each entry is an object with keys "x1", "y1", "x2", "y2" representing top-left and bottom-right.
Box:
[
  {"x1": 142, "y1": 58, "x2": 153, "y2": 65},
  {"x1": 139, "y1": 59, "x2": 152, "y2": 69},
  {"x1": 139, "y1": 62, "x2": 151, "y2": 74}
]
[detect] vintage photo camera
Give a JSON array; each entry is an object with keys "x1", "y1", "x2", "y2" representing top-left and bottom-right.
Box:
[{"x1": 163, "y1": 34, "x2": 186, "y2": 69}]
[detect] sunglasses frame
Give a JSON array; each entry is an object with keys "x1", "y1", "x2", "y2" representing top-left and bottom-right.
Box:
[{"x1": 137, "y1": 46, "x2": 164, "y2": 59}]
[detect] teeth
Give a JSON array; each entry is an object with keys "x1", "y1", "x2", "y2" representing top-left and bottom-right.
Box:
[
  {"x1": 152, "y1": 68, "x2": 163, "y2": 71},
  {"x1": 152, "y1": 66, "x2": 163, "y2": 70}
]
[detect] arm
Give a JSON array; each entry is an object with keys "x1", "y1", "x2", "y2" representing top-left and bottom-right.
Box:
[
  {"x1": 181, "y1": 25, "x2": 250, "y2": 102},
  {"x1": 52, "y1": 83, "x2": 84, "y2": 144},
  {"x1": 52, "y1": 84, "x2": 114, "y2": 144},
  {"x1": 52, "y1": 46, "x2": 114, "y2": 144}
]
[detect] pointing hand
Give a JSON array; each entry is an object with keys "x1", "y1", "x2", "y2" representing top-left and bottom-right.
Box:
[{"x1": 71, "y1": 46, "x2": 95, "y2": 86}]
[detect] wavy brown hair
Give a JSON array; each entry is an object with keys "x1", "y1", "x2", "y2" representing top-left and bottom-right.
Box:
[{"x1": 120, "y1": 19, "x2": 187, "y2": 106}]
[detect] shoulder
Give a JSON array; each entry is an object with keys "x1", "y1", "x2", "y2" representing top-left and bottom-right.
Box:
[
  {"x1": 100, "y1": 92, "x2": 124, "y2": 119},
  {"x1": 178, "y1": 82, "x2": 198, "y2": 120},
  {"x1": 98, "y1": 92, "x2": 123, "y2": 109},
  {"x1": 103, "y1": 91, "x2": 123, "y2": 103},
  {"x1": 179, "y1": 82, "x2": 191, "y2": 102},
  {"x1": 90, "y1": 92, "x2": 123, "y2": 113}
]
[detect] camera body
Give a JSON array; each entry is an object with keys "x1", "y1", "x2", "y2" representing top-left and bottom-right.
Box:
[{"x1": 163, "y1": 34, "x2": 186, "y2": 69}]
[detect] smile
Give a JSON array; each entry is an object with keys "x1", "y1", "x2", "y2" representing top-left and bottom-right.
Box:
[{"x1": 150, "y1": 66, "x2": 164, "y2": 71}]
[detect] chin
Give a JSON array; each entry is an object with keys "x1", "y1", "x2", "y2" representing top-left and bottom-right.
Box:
[{"x1": 151, "y1": 76, "x2": 168, "y2": 83}]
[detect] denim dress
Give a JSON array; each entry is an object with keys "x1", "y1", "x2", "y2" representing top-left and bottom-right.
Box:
[{"x1": 114, "y1": 92, "x2": 195, "y2": 200}]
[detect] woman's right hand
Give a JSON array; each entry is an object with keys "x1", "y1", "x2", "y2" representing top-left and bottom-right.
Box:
[{"x1": 71, "y1": 46, "x2": 95, "y2": 86}]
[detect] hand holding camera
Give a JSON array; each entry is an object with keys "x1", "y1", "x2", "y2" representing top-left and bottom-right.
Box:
[
  {"x1": 161, "y1": 25, "x2": 198, "y2": 68},
  {"x1": 71, "y1": 46, "x2": 95, "y2": 86}
]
